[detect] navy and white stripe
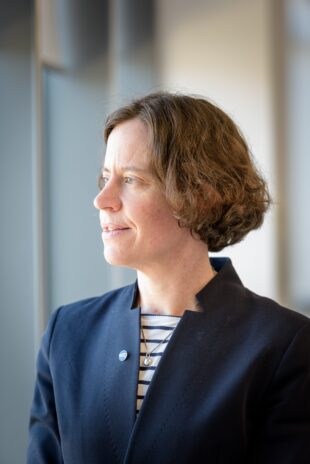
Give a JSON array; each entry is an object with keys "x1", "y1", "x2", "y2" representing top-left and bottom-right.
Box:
[{"x1": 136, "y1": 314, "x2": 181, "y2": 414}]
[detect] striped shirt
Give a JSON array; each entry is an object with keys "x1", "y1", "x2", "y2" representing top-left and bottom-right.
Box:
[{"x1": 137, "y1": 313, "x2": 181, "y2": 414}]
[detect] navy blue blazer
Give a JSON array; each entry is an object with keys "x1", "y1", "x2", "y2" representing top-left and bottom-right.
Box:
[{"x1": 27, "y1": 258, "x2": 310, "y2": 463}]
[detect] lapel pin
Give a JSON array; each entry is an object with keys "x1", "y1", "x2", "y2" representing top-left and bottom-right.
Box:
[{"x1": 118, "y1": 350, "x2": 129, "y2": 361}]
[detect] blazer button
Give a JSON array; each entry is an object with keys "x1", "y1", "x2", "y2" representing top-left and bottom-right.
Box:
[{"x1": 119, "y1": 350, "x2": 129, "y2": 362}]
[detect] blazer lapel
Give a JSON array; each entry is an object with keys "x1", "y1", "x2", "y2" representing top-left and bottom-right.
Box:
[
  {"x1": 124, "y1": 259, "x2": 244, "y2": 463},
  {"x1": 100, "y1": 283, "x2": 141, "y2": 463}
]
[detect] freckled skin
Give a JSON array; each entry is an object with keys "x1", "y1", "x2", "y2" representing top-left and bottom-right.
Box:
[
  {"x1": 93, "y1": 118, "x2": 196, "y2": 273},
  {"x1": 94, "y1": 118, "x2": 214, "y2": 315}
]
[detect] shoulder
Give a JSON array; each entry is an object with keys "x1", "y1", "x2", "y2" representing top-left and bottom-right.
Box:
[
  {"x1": 209, "y1": 257, "x2": 309, "y2": 360},
  {"x1": 209, "y1": 257, "x2": 309, "y2": 340},
  {"x1": 59, "y1": 282, "x2": 135, "y2": 314},
  {"x1": 237, "y1": 286, "x2": 310, "y2": 361},
  {"x1": 243, "y1": 286, "x2": 309, "y2": 330},
  {"x1": 45, "y1": 283, "x2": 136, "y2": 341},
  {"x1": 214, "y1": 257, "x2": 309, "y2": 335}
]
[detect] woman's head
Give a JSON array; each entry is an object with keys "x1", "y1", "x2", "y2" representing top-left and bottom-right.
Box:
[{"x1": 104, "y1": 92, "x2": 271, "y2": 252}]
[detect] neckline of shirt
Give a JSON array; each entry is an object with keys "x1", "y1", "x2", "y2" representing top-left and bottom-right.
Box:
[{"x1": 141, "y1": 313, "x2": 182, "y2": 319}]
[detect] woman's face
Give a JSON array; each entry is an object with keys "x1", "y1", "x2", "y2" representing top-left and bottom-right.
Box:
[{"x1": 93, "y1": 118, "x2": 194, "y2": 272}]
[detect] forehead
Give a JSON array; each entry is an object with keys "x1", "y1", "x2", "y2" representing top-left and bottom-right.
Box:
[{"x1": 104, "y1": 118, "x2": 151, "y2": 169}]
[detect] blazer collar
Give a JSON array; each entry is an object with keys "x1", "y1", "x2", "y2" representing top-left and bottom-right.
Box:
[
  {"x1": 130, "y1": 257, "x2": 243, "y2": 314},
  {"x1": 123, "y1": 257, "x2": 246, "y2": 461},
  {"x1": 196, "y1": 257, "x2": 243, "y2": 313}
]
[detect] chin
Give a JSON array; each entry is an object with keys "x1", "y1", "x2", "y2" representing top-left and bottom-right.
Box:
[{"x1": 103, "y1": 250, "x2": 131, "y2": 267}]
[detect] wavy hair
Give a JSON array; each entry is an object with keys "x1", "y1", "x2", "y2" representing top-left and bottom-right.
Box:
[{"x1": 104, "y1": 92, "x2": 271, "y2": 252}]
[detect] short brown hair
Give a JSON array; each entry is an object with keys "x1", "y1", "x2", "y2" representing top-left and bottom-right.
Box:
[{"x1": 104, "y1": 92, "x2": 271, "y2": 252}]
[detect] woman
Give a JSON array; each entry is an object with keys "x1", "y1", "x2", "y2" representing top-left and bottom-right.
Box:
[{"x1": 28, "y1": 92, "x2": 310, "y2": 463}]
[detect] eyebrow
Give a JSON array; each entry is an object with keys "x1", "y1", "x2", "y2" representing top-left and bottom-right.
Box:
[{"x1": 102, "y1": 165, "x2": 151, "y2": 175}]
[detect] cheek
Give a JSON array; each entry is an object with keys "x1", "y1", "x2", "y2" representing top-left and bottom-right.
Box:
[
  {"x1": 140, "y1": 205, "x2": 181, "y2": 240},
  {"x1": 130, "y1": 192, "x2": 181, "y2": 236}
]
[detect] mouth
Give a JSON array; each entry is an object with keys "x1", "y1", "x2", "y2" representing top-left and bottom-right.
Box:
[
  {"x1": 101, "y1": 223, "x2": 130, "y2": 238},
  {"x1": 101, "y1": 223, "x2": 129, "y2": 231}
]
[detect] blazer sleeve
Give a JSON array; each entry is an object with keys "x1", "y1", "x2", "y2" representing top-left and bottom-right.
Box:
[
  {"x1": 27, "y1": 308, "x2": 64, "y2": 464},
  {"x1": 247, "y1": 319, "x2": 310, "y2": 464}
]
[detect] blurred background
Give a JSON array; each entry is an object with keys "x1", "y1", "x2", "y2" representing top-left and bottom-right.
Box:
[{"x1": 0, "y1": 0, "x2": 309, "y2": 461}]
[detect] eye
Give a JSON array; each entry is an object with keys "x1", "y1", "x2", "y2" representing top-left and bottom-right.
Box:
[
  {"x1": 98, "y1": 174, "x2": 109, "y2": 190},
  {"x1": 124, "y1": 176, "x2": 136, "y2": 184}
]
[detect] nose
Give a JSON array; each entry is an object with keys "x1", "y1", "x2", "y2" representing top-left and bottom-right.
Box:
[{"x1": 93, "y1": 181, "x2": 122, "y2": 211}]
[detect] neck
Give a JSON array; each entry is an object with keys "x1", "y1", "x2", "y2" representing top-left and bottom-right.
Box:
[{"x1": 136, "y1": 253, "x2": 216, "y2": 317}]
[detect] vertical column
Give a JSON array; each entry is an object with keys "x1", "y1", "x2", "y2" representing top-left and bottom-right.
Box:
[
  {"x1": 107, "y1": 0, "x2": 158, "y2": 288},
  {"x1": 271, "y1": 0, "x2": 289, "y2": 306},
  {"x1": 108, "y1": 0, "x2": 157, "y2": 103},
  {"x1": 0, "y1": 3, "x2": 35, "y2": 461},
  {"x1": 33, "y1": 0, "x2": 47, "y2": 350},
  {"x1": 285, "y1": 0, "x2": 310, "y2": 313}
]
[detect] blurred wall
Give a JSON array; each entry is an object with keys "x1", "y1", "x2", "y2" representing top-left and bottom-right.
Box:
[
  {"x1": 0, "y1": 3, "x2": 34, "y2": 463},
  {"x1": 41, "y1": 0, "x2": 157, "y2": 314},
  {"x1": 284, "y1": 0, "x2": 310, "y2": 313},
  {"x1": 157, "y1": 0, "x2": 277, "y2": 299}
]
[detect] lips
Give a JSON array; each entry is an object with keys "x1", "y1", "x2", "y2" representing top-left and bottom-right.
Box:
[{"x1": 101, "y1": 223, "x2": 129, "y2": 232}]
